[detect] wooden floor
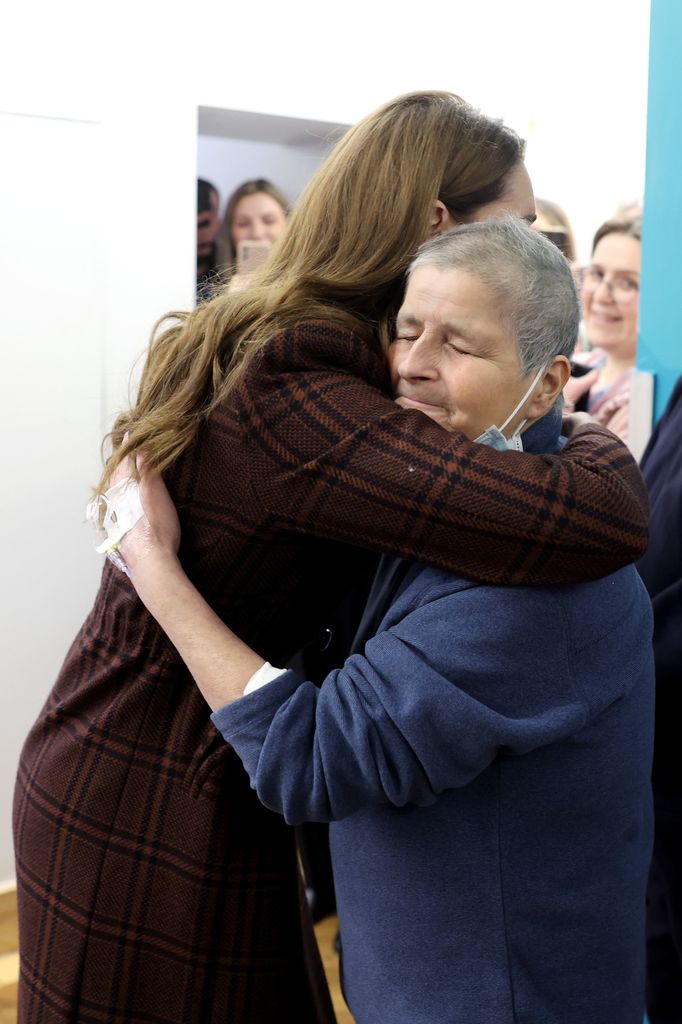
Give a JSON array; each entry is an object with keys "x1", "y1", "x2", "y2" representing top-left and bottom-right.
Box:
[
  {"x1": 314, "y1": 914, "x2": 356, "y2": 1024},
  {"x1": 0, "y1": 886, "x2": 18, "y2": 1024},
  {"x1": 0, "y1": 888, "x2": 353, "y2": 1023}
]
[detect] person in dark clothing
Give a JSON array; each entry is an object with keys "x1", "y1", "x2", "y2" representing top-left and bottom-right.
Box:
[
  {"x1": 196, "y1": 178, "x2": 221, "y2": 301},
  {"x1": 637, "y1": 375, "x2": 682, "y2": 1024}
]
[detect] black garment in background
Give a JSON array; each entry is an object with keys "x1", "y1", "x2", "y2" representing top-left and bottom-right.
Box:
[
  {"x1": 289, "y1": 553, "x2": 381, "y2": 922},
  {"x1": 569, "y1": 359, "x2": 594, "y2": 412},
  {"x1": 646, "y1": 802, "x2": 682, "y2": 1023},
  {"x1": 638, "y1": 375, "x2": 682, "y2": 1023}
]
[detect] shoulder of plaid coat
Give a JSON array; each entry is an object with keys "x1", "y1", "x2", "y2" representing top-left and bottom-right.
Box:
[{"x1": 227, "y1": 319, "x2": 649, "y2": 585}]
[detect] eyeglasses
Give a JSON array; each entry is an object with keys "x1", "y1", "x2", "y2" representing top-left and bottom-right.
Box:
[{"x1": 582, "y1": 266, "x2": 640, "y2": 302}]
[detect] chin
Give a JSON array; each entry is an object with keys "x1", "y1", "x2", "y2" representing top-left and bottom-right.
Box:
[
  {"x1": 588, "y1": 331, "x2": 619, "y2": 351},
  {"x1": 423, "y1": 410, "x2": 458, "y2": 433}
]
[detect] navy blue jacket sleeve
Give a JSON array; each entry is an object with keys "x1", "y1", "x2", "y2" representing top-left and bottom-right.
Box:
[
  {"x1": 639, "y1": 375, "x2": 682, "y2": 684},
  {"x1": 212, "y1": 581, "x2": 592, "y2": 825}
]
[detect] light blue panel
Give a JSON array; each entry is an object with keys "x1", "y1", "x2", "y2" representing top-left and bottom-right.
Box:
[{"x1": 638, "y1": 0, "x2": 682, "y2": 420}]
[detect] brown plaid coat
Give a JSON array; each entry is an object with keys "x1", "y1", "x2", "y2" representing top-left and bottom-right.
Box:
[{"x1": 14, "y1": 322, "x2": 648, "y2": 1023}]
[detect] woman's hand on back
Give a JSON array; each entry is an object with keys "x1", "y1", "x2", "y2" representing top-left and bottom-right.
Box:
[
  {"x1": 109, "y1": 453, "x2": 181, "y2": 581},
  {"x1": 563, "y1": 368, "x2": 600, "y2": 411},
  {"x1": 109, "y1": 451, "x2": 264, "y2": 703}
]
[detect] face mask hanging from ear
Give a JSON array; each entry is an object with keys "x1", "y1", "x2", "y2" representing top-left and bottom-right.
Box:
[{"x1": 474, "y1": 365, "x2": 546, "y2": 452}]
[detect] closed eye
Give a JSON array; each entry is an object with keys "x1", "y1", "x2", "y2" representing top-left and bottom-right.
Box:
[{"x1": 446, "y1": 341, "x2": 471, "y2": 355}]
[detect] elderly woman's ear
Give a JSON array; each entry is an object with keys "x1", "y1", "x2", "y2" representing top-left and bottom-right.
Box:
[{"x1": 527, "y1": 356, "x2": 572, "y2": 419}]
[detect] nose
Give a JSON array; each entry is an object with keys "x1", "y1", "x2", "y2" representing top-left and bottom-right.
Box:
[
  {"x1": 395, "y1": 336, "x2": 439, "y2": 382},
  {"x1": 249, "y1": 222, "x2": 265, "y2": 240}
]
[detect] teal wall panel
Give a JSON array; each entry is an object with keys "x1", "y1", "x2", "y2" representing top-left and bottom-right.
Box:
[{"x1": 639, "y1": 0, "x2": 682, "y2": 420}]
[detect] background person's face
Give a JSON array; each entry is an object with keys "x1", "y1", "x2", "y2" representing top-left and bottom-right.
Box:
[
  {"x1": 581, "y1": 233, "x2": 641, "y2": 360},
  {"x1": 231, "y1": 192, "x2": 287, "y2": 247},
  {"x1": 389, "y1": 265, "x2": 536, "y2": 440}
]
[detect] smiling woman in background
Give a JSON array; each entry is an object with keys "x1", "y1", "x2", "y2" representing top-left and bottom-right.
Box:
[
  {"x1": 564, "y1": 217, "x2": 642, "y2": 443},
  {"x1": 216, "y1": 177, "x2": 290, "y2": 284}
]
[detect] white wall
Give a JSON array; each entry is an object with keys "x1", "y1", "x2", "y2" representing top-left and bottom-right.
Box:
[
  {"x1": 1, "y1": 0, "x2": 650, "y2": 880},
  {"x1": 0, "y1": 113, "x2": 105, "y2": 868},
  {"x1": 0, "y1": 6, "x2": 198, "y2": 881},
  {"x1": 192, "y1": 0, "x2": 650, "y2": 263}
]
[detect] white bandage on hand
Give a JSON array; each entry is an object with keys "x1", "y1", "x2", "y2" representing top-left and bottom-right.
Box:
[{"x1": 85, "y1": 478, "x2": 145, "y2": 574}]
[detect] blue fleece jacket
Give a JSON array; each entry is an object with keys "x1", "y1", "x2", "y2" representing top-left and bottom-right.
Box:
[{"x1": 213, "y1": 413, "x2": 655, "y2": 1024}]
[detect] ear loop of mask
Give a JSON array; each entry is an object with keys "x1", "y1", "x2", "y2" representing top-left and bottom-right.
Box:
[{"x1": 497, "y1": 364, "x2": 547, "y2": 440}]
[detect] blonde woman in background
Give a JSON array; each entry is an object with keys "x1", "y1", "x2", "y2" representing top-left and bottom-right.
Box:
[{"x1": 216, "y1": 177, "x2": 290, "y2": 290}]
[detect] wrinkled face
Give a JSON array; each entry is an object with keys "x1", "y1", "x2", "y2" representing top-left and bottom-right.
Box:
[
  {"x1": 582, "y1": 232, "x2": 641, "y2": 360},
  {"x1": 231, "y1": 192, "x2": 287, "y2": 247},
  {"x1": 197, "y1": 189, "x2": 220, "y2": 259},
  {"x1": 390, "y1": 266, "x2": 538, "y2": 440}
]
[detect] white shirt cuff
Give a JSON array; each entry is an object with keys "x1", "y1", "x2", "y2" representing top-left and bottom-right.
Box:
[{"x1": 243, "y1": 660, "x2": 286, "y2": 694}]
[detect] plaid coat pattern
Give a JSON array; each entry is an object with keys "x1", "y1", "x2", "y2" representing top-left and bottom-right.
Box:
[{"x1": 14, "y1": 321, "x2": 649, "y2": 1023}]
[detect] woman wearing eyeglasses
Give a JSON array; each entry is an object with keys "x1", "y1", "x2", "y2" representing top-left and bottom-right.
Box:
[{"x1": 564, "y1": 217, "x2": 642, "y2": 444}]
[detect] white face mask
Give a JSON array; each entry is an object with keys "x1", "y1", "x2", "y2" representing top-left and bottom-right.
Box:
[{"x1": 473, "y1": 365, "x2": 545, "y2": 452}]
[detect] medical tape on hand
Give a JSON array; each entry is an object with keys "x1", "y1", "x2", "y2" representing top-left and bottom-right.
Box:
[{"x1": 85, "y1": 478, "x2": 145, "y2": 553}]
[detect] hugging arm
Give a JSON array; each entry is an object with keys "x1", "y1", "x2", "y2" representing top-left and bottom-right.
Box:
[
  {"x1": 245, "y1": 325, "x2": 648, "y2": 585},
  {"x1": 117, "y1": 526, "x2": 585, "y2": 826},
  {"x1": 118, "y1": 323, "x2": 647, "y2": 596},
  {"x1": 115, "y1": 322, "x2": 648, "y2": 710},
  {"x1": 210, "y1": 584, "x2": 585, "y2": 824}
]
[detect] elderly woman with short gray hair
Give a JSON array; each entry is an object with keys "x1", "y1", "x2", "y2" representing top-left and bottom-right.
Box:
[{"x1": 112, "y1": 218, "x2": 654, "y2": 1024}]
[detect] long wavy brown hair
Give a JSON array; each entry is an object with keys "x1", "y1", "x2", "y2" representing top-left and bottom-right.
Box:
[{"x1": 100, "y1": 91, "x2": 524, "y2": 491}]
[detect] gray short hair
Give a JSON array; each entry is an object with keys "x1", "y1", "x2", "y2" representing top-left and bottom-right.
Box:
[{"x1": 407, "y1": 216, "x2": 580, "y2": 376}]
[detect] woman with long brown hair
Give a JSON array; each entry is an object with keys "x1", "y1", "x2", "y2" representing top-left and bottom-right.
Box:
[{"x1": 14, "y1": 91, "x2": 648, "y2": 1024}]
